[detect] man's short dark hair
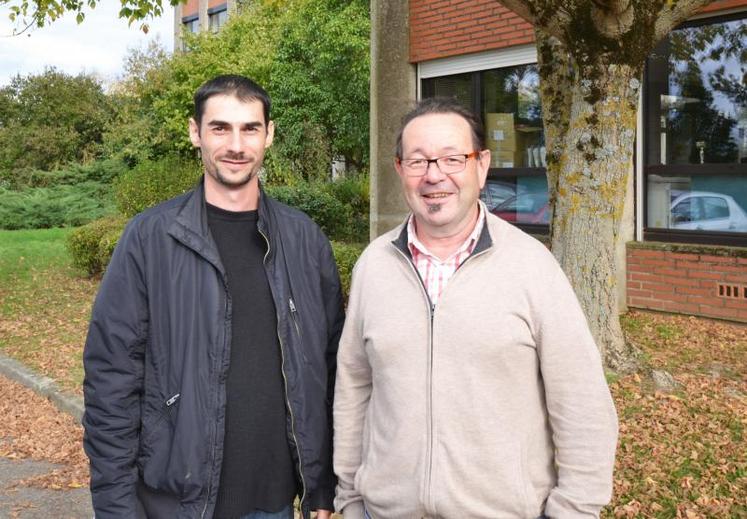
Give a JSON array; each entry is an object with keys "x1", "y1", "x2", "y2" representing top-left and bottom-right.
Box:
[
  {"x1": 193, "y1": 74, "x2": 271, "y2": 127},
  {"x1": 395, "y1": 97, "x2": 485, "y2": 159}
]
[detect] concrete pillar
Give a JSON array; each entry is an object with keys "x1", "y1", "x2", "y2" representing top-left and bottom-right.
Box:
[
  {"x1": 173, "y1": 2, "x2": 183, "y2": 52},
  {"x1": 616, "y1": 158, "x2": 635, "y2": 312},
  {"x1": 370, "y1": 0, "x2": 417, "y2": 239},
  {"x1": 199, "y1": 0, "x2": 209, "y2": 32}
]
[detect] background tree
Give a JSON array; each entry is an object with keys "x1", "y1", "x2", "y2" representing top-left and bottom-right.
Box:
[
  {"x1": 495, "y1": 0, "x2": 713, "y2": 370},
  {"x1": 0, "y1": 68, "x2": 112, "y2": 175}
]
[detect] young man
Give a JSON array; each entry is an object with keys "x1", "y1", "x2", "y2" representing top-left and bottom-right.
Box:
[
  {"x1": 83, "y1": 75, "x2": 343, "y2": 519},
  {"x1": 333, "y1": 97, "x2": 618, "y2": 518}
]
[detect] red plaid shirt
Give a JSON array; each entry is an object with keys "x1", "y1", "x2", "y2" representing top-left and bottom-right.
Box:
[{"x1": 407, "y1": 203, "x2": 485, "y2": 306}]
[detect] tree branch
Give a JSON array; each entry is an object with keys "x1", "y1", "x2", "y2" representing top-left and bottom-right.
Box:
[
  {"x1": 496, "y1": 0, "x2": 571, "y2": 40},
  {"x1": 654, "y1": 0, "x2": 712, "y2": 42}
]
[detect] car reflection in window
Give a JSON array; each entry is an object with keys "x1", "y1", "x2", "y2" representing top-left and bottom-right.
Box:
[{"x1": 670, "y1": 191, "x2": 747, "y2": 232}]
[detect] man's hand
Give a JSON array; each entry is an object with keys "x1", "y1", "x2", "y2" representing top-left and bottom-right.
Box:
[{"x1": 314, "y1": 509, "x2": 333, "y2": 519}]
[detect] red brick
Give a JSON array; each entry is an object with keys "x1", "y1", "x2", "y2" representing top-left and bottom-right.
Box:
[
  {"x1": 738, "y1": 258, "x2": 747, "y2": 265},
  {"x1": 700, "y1": 255, "x2": 737, "y2": 264},
  {"x1": 675, "y1": 286, "x2": 712, "y2": 297},
  {"x1": 688, "y1": 295, "x2": 725, "y2": 307},
  {"x1": 661, "y1": 302, "x2": 700, "y2": 314},
  {"x1": 701, "y1": 306, "x2": 739, "y2": 319},
  {"x1": 653, "y1": 267, "x2": 684, "y2": 277},
  {"x1": 629, "y1": 298, "x2": 665, "y2": 310},
  {"x1": 640, "y1": 282, "x2": 675, "y2": 293},
  {"x1": 627, "y1": 281, "x2": 641, "y2": 290},
  {"x1": 675, "y1": 260, "x2": 713, "y2": 271},
  {"x1": 627, "y1": 288, "x2": 652, "y2": 299},
  {"x1": 669, "y1": 252, "x2": 699, "y2": 261},
  {"x1": 724, "y1": 275, "x2": 747, "y2": 283},
  {"x1": 640, "y1": 259, "x2": 673, "y2": 268},
  {"x1": 689, "y1": 271, "x2": 723, "y2": 280},
  {"x1": 724, "y1": 299, "x2": 747, "y2": 310}
]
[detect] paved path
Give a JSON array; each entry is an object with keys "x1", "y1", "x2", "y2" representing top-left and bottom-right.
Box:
[{"x1": 0, "y1": 456, "x2": 91, "y2": 519}]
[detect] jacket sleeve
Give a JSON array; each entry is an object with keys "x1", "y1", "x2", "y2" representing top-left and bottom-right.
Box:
[
  {"x1": 307, "y1": 235, "x2": 346, "y2": 511},
  {"x1": 532, "y1": 262, "x2": 619, "y2": 518},
  {"x1": 82, "y1": 219, "x2": 148, "y2": 518},
  {"x1": 332, "y1": 258, "x2": 371, "y2": 518}
]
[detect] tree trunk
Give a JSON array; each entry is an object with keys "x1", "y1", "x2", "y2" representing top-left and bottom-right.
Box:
[{"x1": 537, "y1": 31, "x2": 639, "y2": 371}]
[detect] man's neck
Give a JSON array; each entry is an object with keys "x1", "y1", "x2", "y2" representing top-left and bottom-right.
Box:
[
  {"x1": 204, "y1": 175, "x2": 260, "y2": 212},
  {"x1": 413, "y1": 206, "x2": 480, "y2": 261}
]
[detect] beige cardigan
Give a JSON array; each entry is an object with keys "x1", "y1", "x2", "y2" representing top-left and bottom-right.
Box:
[{"x1": 333, "y1": 212, "x2": 618, "y2": 518}]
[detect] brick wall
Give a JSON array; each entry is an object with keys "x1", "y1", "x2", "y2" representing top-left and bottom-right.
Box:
[
  {"x1": 409, "y1": 0, "x2": 534, "y2": 62},
  {"x1": 627, "y1": 245, "x2": 747, "y2": 322},
  {"x1": 409, "y1": 0, "x2": 747, "y2": 63}
]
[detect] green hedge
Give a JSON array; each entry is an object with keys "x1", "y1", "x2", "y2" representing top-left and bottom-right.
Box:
[
  {"x1": 331, "y1": 241, "x2": 365, "y2": 300},
  {"x1": 115, "y1": 157, "x2": 202, "y2": 218},
  {"x1": 8, "y1": 159, "x2": 128, "y2": 190},
  {"x1": 264, "y1": 182, "x2": 351, "y2": 241},
  {"x1": 0, "y1": 181, "x2": 116, "y2": 230},
  {"x1": 67, "y1": 215, "x2": 128, "y2": 276}
]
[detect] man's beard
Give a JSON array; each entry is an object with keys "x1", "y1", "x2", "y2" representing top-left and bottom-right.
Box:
[{"x1": 208, "y1": 152, "x2": 256, "y2": 187}]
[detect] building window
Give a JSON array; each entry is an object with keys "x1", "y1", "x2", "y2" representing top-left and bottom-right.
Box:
[
  {"x1": 422, "y1": 64, "x2": 548, "y2": 232},
  {"x1": 644, "y1": 13, "x2": 747, "y2": 245},
  {"x1": 209, "y1": 7, "x2": 228, "y2": 32},
  {"x1": 183, "y1": 16, "x2": 199, "y2": 34}
]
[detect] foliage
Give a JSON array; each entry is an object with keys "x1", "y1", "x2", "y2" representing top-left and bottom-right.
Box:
[
  {"x1": 269, "y1": 0, "x2": 370, "y2": 173},
  {"x1": 3, "y1": 0, "x2": 176, "y2": 33},
  {"x1": 102, "y1": 41, "x2": 175, "y2": 166},
  {"x1": 0, "y1": 68, "x2": 113, "y2": 177},
  {"x1": 322, "y1": 175, "x2": 370, "y2": 242},
  {"x1": 103, "y1": 0, "x2": 369, "y2": 180},
  {"x1": 0, "y1": 182, "x2": 115, "y2": 230},
  {"x1": 606, "y1": 310, "x2": 747, "y2": 518},
  {"x1": 114, "y1": 156, "x2": 201, "y2": 218},
  {"x1": 330, "y1": 240, "x2": 364, "y2": 301},
  {"x1": 66, "y1": 215, "x2": 127, "y2": 276},
  {"x1": 4, "y1": 158, "x2": 128, "y2": 191}
]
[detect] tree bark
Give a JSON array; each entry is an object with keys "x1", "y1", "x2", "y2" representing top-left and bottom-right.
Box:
[{"x1": 495, "y1": 0, "x2": 714, "y2": 371}]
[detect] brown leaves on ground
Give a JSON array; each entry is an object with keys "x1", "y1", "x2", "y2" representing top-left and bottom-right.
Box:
[
  {"x1": 606, "y1": 310, "x2": 747, "y2": 518},
  {"x1": 0, "y1": 375, "x2": 88, "y2": 490},
  {"x1": 0, "y1": 267, "x2": 98, "y2": 395}
]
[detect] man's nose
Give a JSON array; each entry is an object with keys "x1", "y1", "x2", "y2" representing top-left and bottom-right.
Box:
[
  {"x1": 423, "y1": 160, "x2": 446, "y2": 182},
  {"x1": 227, "y1": 130, "x2": 243, "y2": 152}
]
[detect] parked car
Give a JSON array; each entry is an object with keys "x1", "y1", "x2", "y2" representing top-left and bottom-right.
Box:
[
  {"x1": 479, "y1": 180, "x2": 522, "y2": 211},
  {"x1": 670, "y1": 191, "x2": 747, "y2": 232},
  {"x1": 491, "y1": 191, "x2": 549, "y2": 224}
]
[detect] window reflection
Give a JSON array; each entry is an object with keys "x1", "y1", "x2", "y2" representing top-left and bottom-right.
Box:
[{"x1": 647, "y1": 17, "x2": 747, "y2": 166}]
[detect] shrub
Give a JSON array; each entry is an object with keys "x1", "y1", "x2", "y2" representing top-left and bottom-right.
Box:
[
  {"x1": 264, "y1": 182, "x2": 351, "y2": 241},
  {"x1": 67, "y1": 215, "x2": 128, "y2": 276},
  {"x1": 0, "y1": 182, "x2": 116, "y2": 230},
  {"x1": 10, "y1": 159, "x2": 128, "y2": 189},
  {"x1": 331, "y1": 241, "x2": 365, "y2": 301},
  {"x1": 323, "y1": 176, "x2": 369, "y2": 242},
  {"x1": 115, "y1": 157, "x2": 202, "y2": 217}
]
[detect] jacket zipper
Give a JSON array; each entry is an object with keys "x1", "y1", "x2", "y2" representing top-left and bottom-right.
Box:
[
  {"x1": 201, "y1": 280, "x2": 231, "y2": 519},
  {"x1": 289, "y1": 297, "x2": 302, "y2": 338},
  {"x1": 391, "y1": 243, "x2": 490, "y2": 516},
  {"x1": 259, "y1": 227, "x2": 308, "y2": 517}
]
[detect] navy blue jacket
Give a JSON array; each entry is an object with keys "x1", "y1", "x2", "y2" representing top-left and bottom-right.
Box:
[{"x1": 82, "y1": 181, "x2": 344, "y2": 518}]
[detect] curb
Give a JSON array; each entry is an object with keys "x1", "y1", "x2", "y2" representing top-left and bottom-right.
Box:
[{"x1": 0, "y1": 352, "x2": 84, "y2": 423}]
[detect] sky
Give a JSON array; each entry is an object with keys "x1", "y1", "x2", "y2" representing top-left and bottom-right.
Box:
[{"x1": 0, "y1": 1, "x2": 174, "y2": 87}]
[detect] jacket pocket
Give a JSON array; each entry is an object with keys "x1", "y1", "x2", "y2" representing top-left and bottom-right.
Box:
[{"x1": 137, "y1": 393, "x2": 180, "y2": 485}]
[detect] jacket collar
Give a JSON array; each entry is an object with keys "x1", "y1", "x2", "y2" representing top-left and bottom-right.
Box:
[{"x1": 167, "y1": 176, "x2": 276, "y2": 271}]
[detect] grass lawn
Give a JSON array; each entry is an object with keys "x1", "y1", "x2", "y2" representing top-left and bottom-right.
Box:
[
  {"x1": 0, "y1": 228, "x2": 98, "y2": 394},
  {"x1": 0, "y1": 228, "x2": 745, "y2": 516}
]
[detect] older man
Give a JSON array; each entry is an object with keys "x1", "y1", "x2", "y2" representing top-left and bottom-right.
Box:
[{"x1": 333, "y1": 97, "x2": 618, "y2": 519}]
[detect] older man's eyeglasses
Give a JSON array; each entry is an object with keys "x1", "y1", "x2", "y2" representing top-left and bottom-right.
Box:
[{"x1": 398, "y1": 151, "x2": 481, "y2": 177}]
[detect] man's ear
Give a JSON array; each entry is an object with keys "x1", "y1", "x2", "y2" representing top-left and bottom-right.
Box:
[
  {"x1": 188, "y1": 118, "x2": 201, "y2": 148},
  {"x1": 394, "y1": 158, "x2": 405, "y2": 180},
  {"x1": 477, "y1": 149, "x2": 490, "y2": 189},
  {"x1": 265, "y1": 120, "x2": 275, "y2": 148}
]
